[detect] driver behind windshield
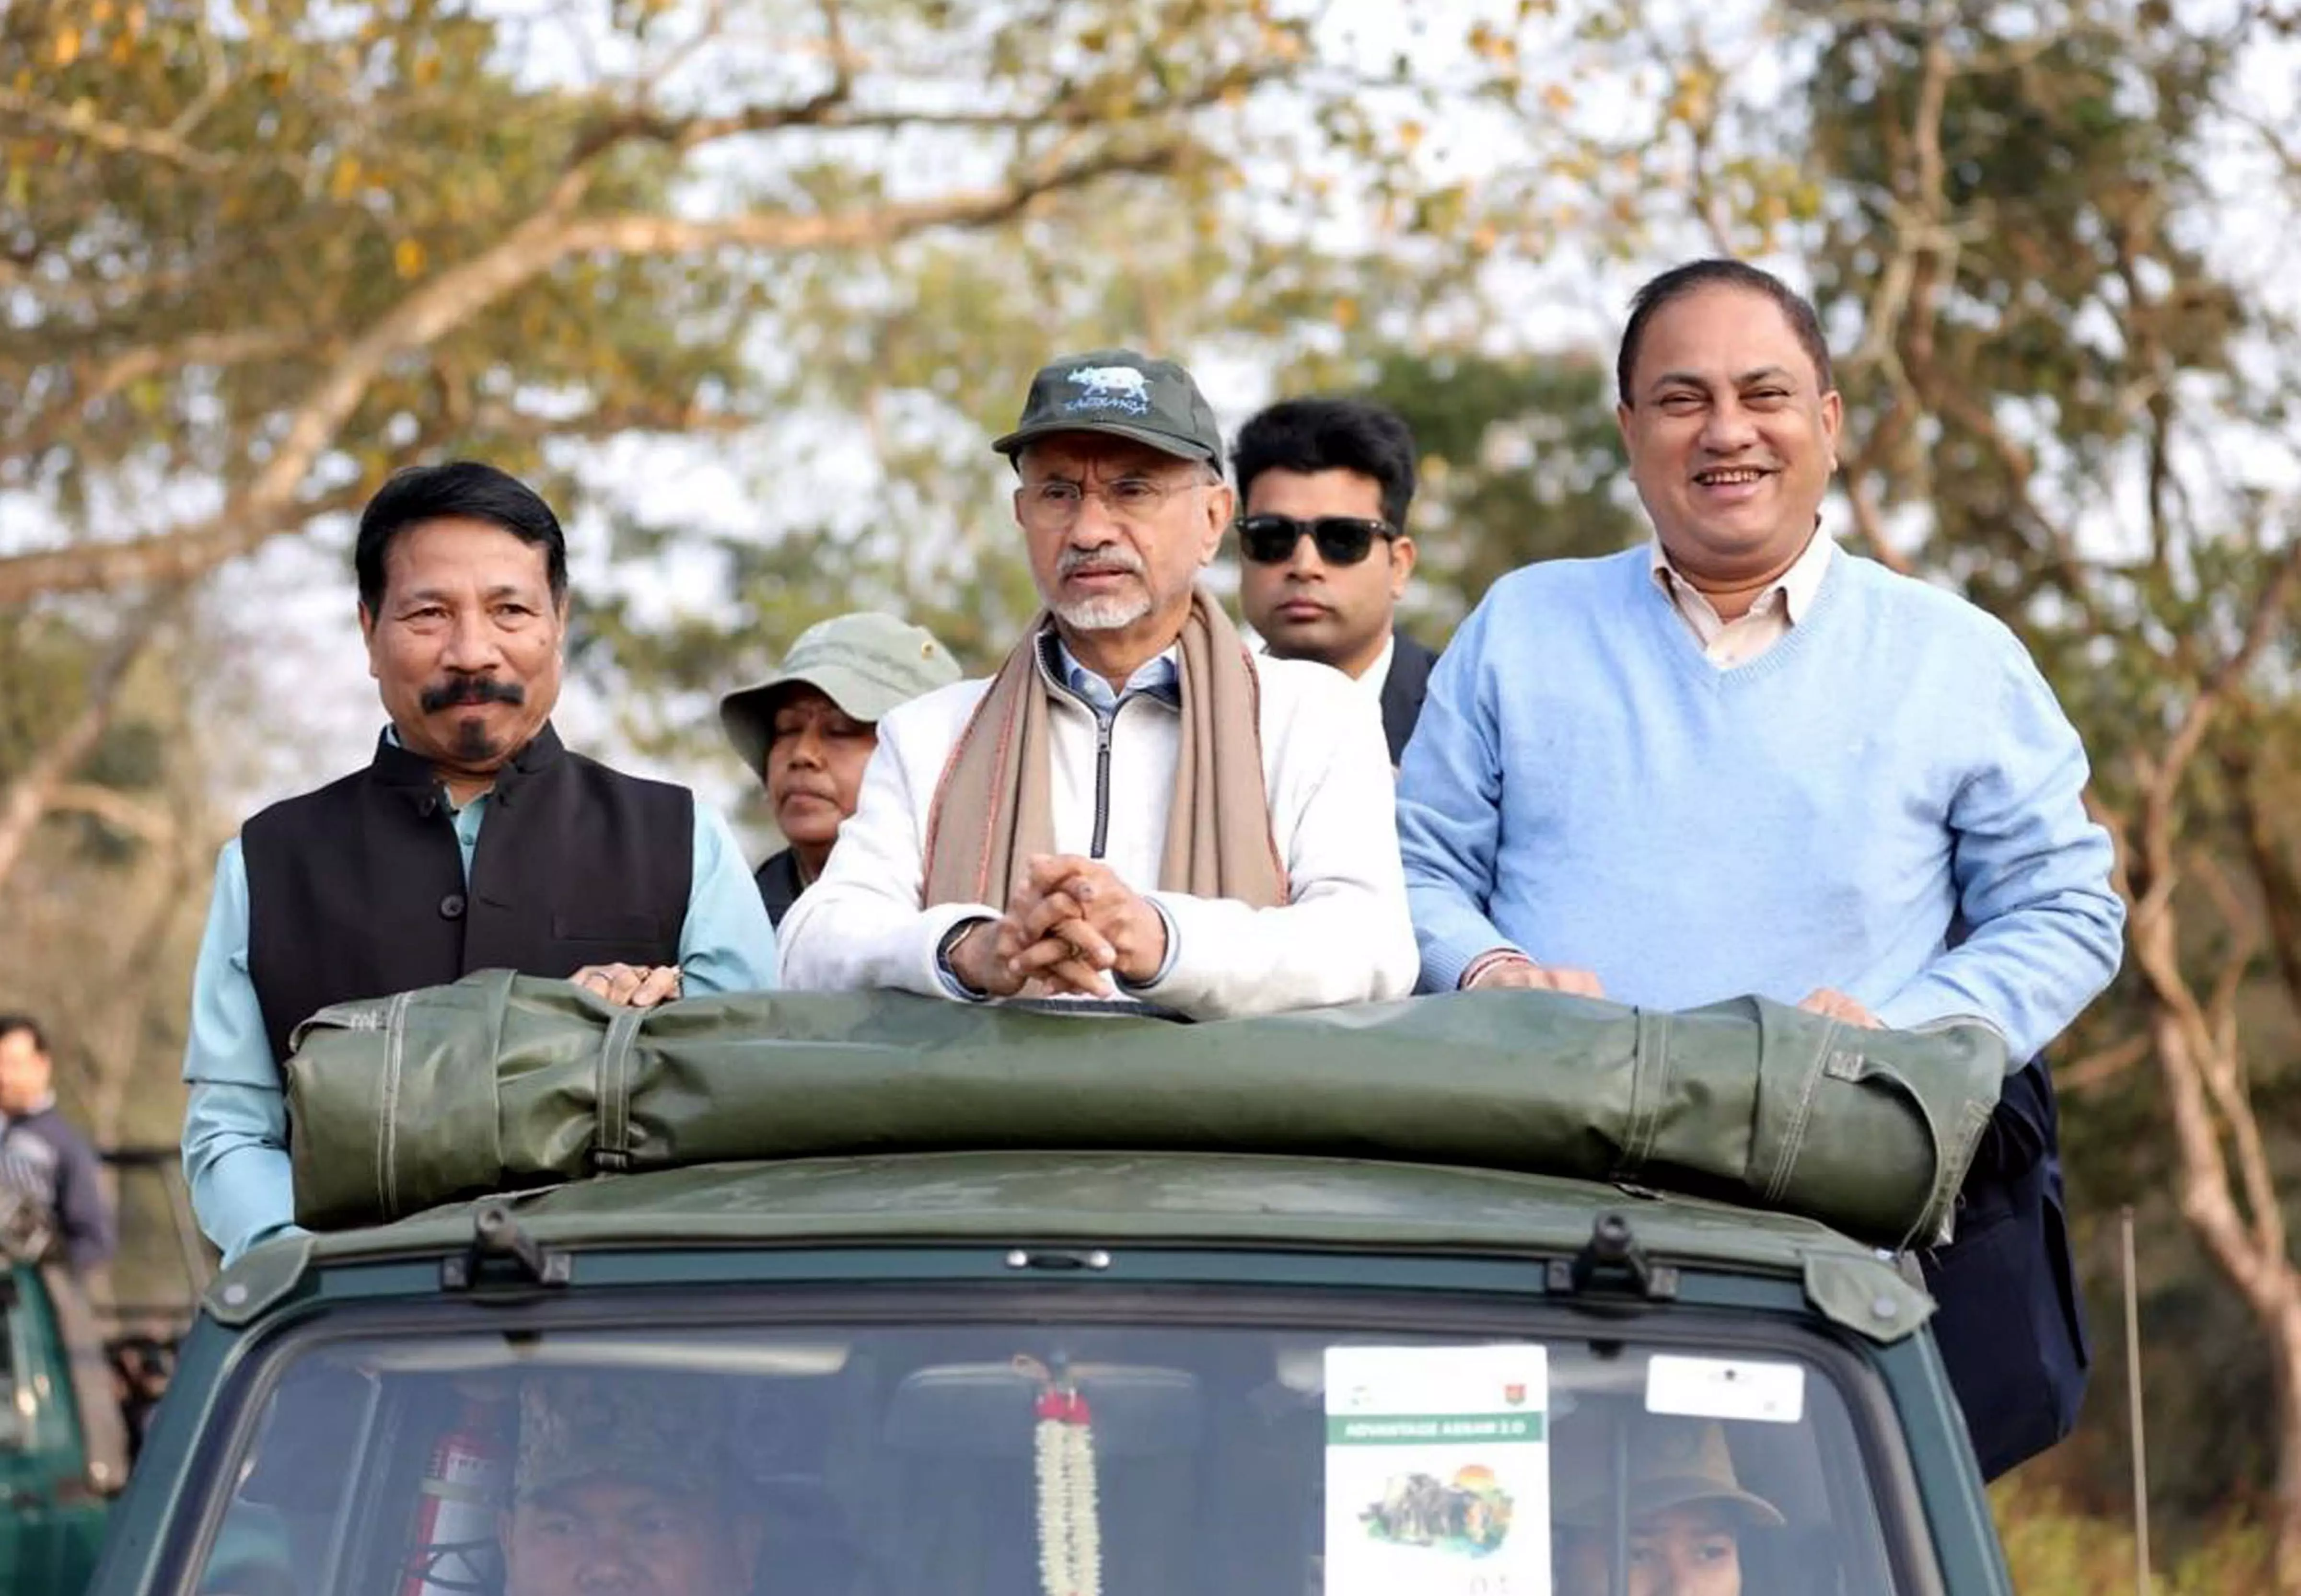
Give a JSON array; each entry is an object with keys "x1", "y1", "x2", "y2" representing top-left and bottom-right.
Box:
[
  {"x1": 1554, "y1": 1415, "x2": 1786, "y2": 1596},
  {"x1": 503, "y1": 1374, "x2": 764, "y2": 1596}
]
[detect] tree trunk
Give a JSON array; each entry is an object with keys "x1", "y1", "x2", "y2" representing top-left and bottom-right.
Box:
[
  {"x1": 2276, "y1": 1300, "x2": 2301, "y2": 1593},
  {"x1": 82, "y1": 841, "x2": 202, "y2": 1150},
  {"x1": 0, "y1": 589, "x2": 181, "y2": 898}
]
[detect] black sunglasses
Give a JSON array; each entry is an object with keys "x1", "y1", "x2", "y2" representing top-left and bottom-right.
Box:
[{"x1": 1236, "y1": 513, "x2": 1398, "y2": 567}]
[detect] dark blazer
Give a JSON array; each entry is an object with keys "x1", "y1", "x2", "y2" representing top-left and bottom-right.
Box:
[
  {"x1": 1921, "y1": 1052, "x2": 2090, "y2": 1480},
  {"x1": 1378, "y1": 634, "x2": 1441, "y2": 765},
  {"x1": 755, "y1": 848, "x2": 806, "y2": 929}
]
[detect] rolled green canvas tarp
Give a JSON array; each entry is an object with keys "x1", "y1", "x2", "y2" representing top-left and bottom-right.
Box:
[{"x1": 282, "y1": 971, "x2": 2007, "y2": 1250}]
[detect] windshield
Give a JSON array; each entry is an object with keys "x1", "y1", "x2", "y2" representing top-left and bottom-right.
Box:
[{"x1": 186, "y1": 1298, "x2": 1912, "y2": 1596}]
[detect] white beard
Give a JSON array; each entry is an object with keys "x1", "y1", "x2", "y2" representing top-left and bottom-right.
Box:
[{"x1": 1052, "y1": 592, "x2": 1154, "y2": 630}]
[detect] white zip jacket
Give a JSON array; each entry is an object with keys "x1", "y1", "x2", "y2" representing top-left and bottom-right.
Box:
[{"x1": 777, "y1": 644, "x2": 1417, "y2": 1018}]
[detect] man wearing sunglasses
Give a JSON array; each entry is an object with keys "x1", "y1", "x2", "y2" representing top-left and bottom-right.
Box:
[
  {"x1": 777, "y1": 349, "x2": 1416, "y2": 1018},
  {"x1": 1233, "y1": 397, "x2": 1438, "y2": 765}
]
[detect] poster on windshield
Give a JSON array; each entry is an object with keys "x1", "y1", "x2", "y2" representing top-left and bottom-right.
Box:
[{"x1": 1324, "y1": 1344, "x2": 1551, "y2": 1596}]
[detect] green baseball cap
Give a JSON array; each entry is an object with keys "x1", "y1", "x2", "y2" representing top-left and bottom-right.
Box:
[
  {"x1": 720, "y1": 611, "x2": 962, "y2": 775},
  {"x1": 515, "y1": 1373, "x2": 738, "y2": 1503},
  {"x1": 991, "y1": 347, "x2": 1225, "y2": 464}
]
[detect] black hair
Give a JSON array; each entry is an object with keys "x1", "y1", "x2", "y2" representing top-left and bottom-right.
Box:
[
  {"x1": 0, "y1": 1015, "x2": 46, "y2": 1053},
  {"x1": 1616, "y1": 260, "x2": 1835, "y2": 405},
  {"x1": 1232, "y1": 397, "x2": 1418, "y2": 532},
  {"x1": 354, "y1": 461, "x2": 569, "y2": 613}
]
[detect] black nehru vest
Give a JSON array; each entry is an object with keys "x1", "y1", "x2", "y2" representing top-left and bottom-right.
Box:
[{"x1": 242, "y1": 724, "x2": 693, "y2": 1064}]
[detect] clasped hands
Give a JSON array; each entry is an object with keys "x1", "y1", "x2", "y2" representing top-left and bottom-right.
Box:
[
  {"x1": 569, "y1": 963, "x2": 683, "y2": 1008},
  {"x1": 946, "y1": 854, "x2": 1167, "y2": 1000},
  {"x1": 1465, "y1": 956, "x2": 1882, "y2": 1029}
]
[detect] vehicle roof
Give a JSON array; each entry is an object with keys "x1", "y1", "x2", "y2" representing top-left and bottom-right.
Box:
[{"x1": 214, "y1": 1150, "x2": 1933, "y2": 1343}]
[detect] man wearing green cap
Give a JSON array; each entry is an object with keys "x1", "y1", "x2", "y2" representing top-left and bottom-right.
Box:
[
  {"x1": 501, "y1": 1374, "x2": 765, "y2": 1596},
  {"x1": 778, "y1": 348, "x2": 1415, "y2": 1017},
  {"x1": 721, "y1": 613, "x2": 963, "y2": 927}
]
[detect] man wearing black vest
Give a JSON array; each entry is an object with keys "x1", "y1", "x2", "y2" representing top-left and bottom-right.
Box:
[{"x1": 180, "y1": 463, "x2": 777, "y2": 1263}]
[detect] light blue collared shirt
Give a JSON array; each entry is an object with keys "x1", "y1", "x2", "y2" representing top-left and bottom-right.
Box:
[
  {"x1": 181, "y1": 763, "x2": 776, "y2": 1264},
  {"x1": 1058, "y1": 644, "x2": 1180, "y2": 713},
  {"x1": 934, "y1": 640, "x2": 1182, "y2": 999}
]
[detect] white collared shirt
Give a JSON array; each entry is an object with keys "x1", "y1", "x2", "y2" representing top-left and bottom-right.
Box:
[
  {"x1": 1649, "y1": 531, "x2": 1835, "y2": 669},
  {"x1": 1252, "y1": 633, "x2": 1395, "y2": 700},
  {"x1": 1353, "y1": 633, "x2": 1397, "y2": 705}
]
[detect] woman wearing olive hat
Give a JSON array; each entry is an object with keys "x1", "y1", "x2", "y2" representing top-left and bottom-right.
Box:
[{"x1": 720, "y1": 613, "x2": 962, "y2": 925}]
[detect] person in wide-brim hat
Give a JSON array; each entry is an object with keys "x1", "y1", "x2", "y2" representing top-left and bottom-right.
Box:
[
  {"x1": 720, "y1": 612, "x2": 960, "y2": 927},
  {"x1": 1553, "y1": 1413, "x2": 1785, "y2": 1596}
]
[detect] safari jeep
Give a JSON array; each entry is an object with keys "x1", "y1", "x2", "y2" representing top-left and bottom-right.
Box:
[
  {"x1": 0, "y1": 1244, "x2": 121, "y2": 1595},
  {"x1": 85, "y1": 977, "x2": 2017, "y2": 1596},
  {"x1": 0, "y1": 1146, "x2": 207, "y2": 1596}
]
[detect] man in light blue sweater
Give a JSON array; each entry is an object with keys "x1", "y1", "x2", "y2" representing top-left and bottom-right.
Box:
[
  {"x1": 1398, "y1": 261, "x2": 2122, "y2": 1061},
  {"x1": 1398, "y1": 259, "x2": 2124, "y2": 1481}
]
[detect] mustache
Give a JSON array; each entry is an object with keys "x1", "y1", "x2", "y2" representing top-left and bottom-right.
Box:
[
  {"x1": 420, "y1": 676, "x2": 526, "y2": 713},
  {"x1": 1057, "y1": 545, "x2": 1146, "y2": 578}
]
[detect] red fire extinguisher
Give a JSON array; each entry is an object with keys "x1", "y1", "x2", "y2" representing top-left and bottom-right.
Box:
[{"x1": 401, "y1": 1396, "x2": 511, "y2": 1596}]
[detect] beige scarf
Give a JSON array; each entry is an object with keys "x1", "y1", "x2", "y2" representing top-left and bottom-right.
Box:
[{"x1": 922, "y1": 589, "x2": 1289, "y2": 911}]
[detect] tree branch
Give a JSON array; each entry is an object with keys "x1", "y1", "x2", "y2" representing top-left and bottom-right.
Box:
[
  {"x1": 0, "y1": 139, "x2": 1186, "y2": 604},
  {"x1": 82, "y1": 807, "x2": 215, "y2": 1148},
  {"x1": 573, "y1": 56, "x2": 1278, "y2": 161},
  {"x1": 570, "y1": 69, "x2": 849, "y2": 163},
  {"x1": 84, "y1": 329, "x2": 312, "y2": 410},
  {"x1": 1924, "y1": 382, "x2": 2104, "y2": 618},
  {"x1": 43, "y1": 783, "x2": 176, "y2": 850},
  {"x1": 555, "y1": 142, "x2": 1182, "y2": 253},
  {"x1": 2058, "y1": 1032, "x2": 2152, "y2": 1095},
  {"x1": 0, "y1": 476, "x2": 378, "y2": 604},
  {"x1": 1836, "y1": 8, "x2": 1966, "y2": 570},
  {"x1": 0, "y1": 88, "x2": 232, "y2": 174},
  {"x1": 163, "y1": 16, "x2": 237, "y2": 145},
  {"x1": 1836, "y1": 461, "x2": 1913, "y2": 574},
  {"x1": 2191, "y1": 849, "x2": 2285, "y2": 1260},
  {"x1": 467, "y1": 395, "x2": 757, "y2": 444},
  {"x1": 2134, "y1": 543, "x2": 2301, "y2": 926},
  {"x1": 2222, "y1": 732, "x2": 2301, "y2": 1016},
  {"x1": 2123, "y1": 544, "x2": 2301, "y2": 1297},
  {"x1": 0, "y1": 587, "x2": 187, "y2": 899},
  {"x1": 2147, "y1": 995, "x2": 2294, "y2": 1323},
  {"x1": 5, "y1": 328, "x2": 315, "y2": 456},
  {"x1": 2125, "y1": 783, "x2": 2285, "y2": 1295},
  {"x1": 1665, "y1": 42, "x2": 1739, "y2": 256}
]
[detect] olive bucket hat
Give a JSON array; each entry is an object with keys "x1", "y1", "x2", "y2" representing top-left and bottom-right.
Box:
[
  {"x1": 720, "y1": 612, "x2": 961, "y2": 775},
  {"x1": 1553, "y1": 1413, "x2": 1788, "y2": 1531}
]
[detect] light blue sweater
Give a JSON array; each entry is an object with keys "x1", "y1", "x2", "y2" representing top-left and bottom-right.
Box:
[{"x1": 1397, "y1": 545, "x2": 2124, "y2": 1062}]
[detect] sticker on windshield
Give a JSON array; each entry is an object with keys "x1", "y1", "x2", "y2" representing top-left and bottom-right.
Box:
[
  {"x1": 1644, "y1": 1354, "x2": 1806, "y2": 1424},
  {"x1": 1324, "y1": 1344, "x2": 1551, "y2": 1596}
]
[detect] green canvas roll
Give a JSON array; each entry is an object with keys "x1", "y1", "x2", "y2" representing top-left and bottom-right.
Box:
[{"x1": 282, "y1": 972, "x2": 2005, "y2": 1249}]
